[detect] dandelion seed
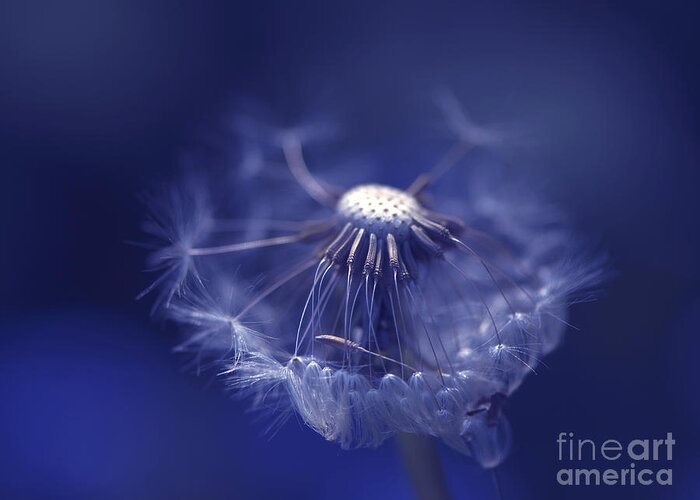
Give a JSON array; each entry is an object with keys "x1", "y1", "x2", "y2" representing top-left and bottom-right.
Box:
[{"x1": 141, "y1": 99, "x2": 603, "y2": 473}]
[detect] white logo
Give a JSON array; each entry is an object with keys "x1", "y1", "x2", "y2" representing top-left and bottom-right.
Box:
[{"x1": 556, "y1": 432, "x2": 674, "y2": 486}]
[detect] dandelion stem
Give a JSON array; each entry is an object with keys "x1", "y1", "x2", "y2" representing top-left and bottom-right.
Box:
[
  {"x1": 396, "y1": 433, "x2": 451, "y2": 500},
  {"x1": 492, "y1": 467, "x2": 504, "y2": 500}
]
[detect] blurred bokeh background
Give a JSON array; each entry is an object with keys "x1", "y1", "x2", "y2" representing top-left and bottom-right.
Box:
[{"x1": 1, "y1": 1, "x2": 698, "y2": 499}]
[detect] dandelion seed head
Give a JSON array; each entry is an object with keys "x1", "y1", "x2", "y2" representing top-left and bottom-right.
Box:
[{"x1": 141, "y1": 97, "x2": 604, "y2": 468}]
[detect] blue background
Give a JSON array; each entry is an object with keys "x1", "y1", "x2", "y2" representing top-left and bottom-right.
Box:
[{"x1": 1, "y1": 1, "x2": 699, "y2": 499}]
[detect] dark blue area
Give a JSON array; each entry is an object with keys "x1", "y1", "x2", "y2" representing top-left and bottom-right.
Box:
[{"x1": 1, "y1": 1, "x2": 698, "y2": 499}]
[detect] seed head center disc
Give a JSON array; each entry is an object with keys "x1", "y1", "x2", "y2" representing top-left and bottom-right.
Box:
[{"x1": 337, "y1": 184, "x2": 419, "y2": 240}]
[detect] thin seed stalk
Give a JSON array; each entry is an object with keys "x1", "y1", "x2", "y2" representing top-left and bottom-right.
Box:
[{"x1": 396, "y1": 433, "x2": 451, "y2": 500}]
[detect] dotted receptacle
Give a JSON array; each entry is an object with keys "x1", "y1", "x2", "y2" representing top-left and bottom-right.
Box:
[{"x1": 336, "y1": 184, "x2": 419, "y2": 240}]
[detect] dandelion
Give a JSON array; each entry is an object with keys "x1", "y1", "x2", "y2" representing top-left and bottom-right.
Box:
[{"x1": 141, "y1": 97, "x2": 603, "y2": 492}]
